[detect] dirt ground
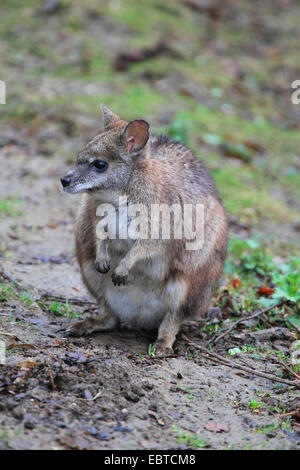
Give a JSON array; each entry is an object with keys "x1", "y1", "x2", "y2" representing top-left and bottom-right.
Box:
[{"x1": 0, "y1": 0, "x2": 300, "y2": 450}]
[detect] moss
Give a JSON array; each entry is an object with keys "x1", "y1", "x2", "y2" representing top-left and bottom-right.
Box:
[
  {"x1": 214, "y1": 167, "x2": 300, "y2": 223},
  {"x1": 104, "y1": 85, "x2": 165, "y2": 118}
]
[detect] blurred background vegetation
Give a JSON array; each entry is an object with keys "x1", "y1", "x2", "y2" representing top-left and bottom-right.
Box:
[
  {"x1": 1, "y1": 0, "x2": 300, "y2": 255},
  {"x1": 1, "y1": 0, "x2": 300, "y2": 247}
]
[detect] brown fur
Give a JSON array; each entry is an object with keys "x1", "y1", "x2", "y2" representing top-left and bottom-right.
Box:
[{"x1": 61, "y1": 104, "x2": 228, "y2": 355}]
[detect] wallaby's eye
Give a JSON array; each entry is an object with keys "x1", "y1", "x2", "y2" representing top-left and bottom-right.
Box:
[{"x1": 93, "y1": 160, "x2": 108, "y2": 172}]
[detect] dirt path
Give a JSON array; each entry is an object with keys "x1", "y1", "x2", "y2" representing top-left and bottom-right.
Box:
[{"x1": 0, "y1": 146, "x2": 299, "y2": 450}]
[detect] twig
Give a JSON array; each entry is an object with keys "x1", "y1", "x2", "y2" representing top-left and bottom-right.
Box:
[
  {"x1": 289, "y1": 321, "x2": 300, "y2": 335},
  {"x1": 276, "y1": 411, "x2": 300, "y2": 418},
  {"x1": 49, "y1": 370, "x2": 56, "y2": 392},
  {"x1": 0, "y1": 270, "x2": 19, "y2": 285},
  {"x1": 0, "y1": 330, "x2": 15, "y2": 337},
  {"x1": 277, "y1": 357, "x2": 300, "y2": 380},
  {"x1": 92, "y1": 391, "x2": 102, "y2": 401},
  {"x1": 209, "y1": 302, "x2": 283, "y2": 345},
  {"x1": 182, "y1": 334, "x2": 300, "y2": 389}
]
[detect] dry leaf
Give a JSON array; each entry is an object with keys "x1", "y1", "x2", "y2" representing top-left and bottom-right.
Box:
[
  {"x1": 228, "y1": 278, "x2": 242, "y2": 289},
  {"x1": 17, "y1": 360, "x2": 40, "y2": 368},
  {"x1": 204, "y1": 422, "x2": 229, "y2": 433},
  {"x1": 257, "y1": 286, "x2": 275, "y2": 297},
  {"x1": 148, "y1": 410, "x2": 165, "y2": 426},
  {"x1": 7, "y1": 343, "x2": 36, "y2": 350}
]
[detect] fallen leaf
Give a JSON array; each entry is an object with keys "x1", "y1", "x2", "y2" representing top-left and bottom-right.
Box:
[
  {"x1": 7, "y1": 343, "x2": 36, "y2": 350},
  {"x1": 204, "y1": 422, "x2": 229, "y2": 433},
  {"x1": 243, "y1": 140, "x2": 264, "y2": 153},
  {"x1": 265, "y1": 47, "x2": 280, "y2": 58},
  {"x1": 180, "y1": 0, "x2": 222, "y2": 20},
  {"x1": 257, "y1": 286, "x2": 275, "y2": 297},
  {"x1": 148, "y1": 410, "x2": 165, "y2": 426},
  {"x1": 228, "y1": 278, "x2": 242, "y2": 289},
  {"x1": 220, "y1": 142, "x2": 253, "y2": 162},
  {"x1": 58, "y1": 435, "x2": 91, "y2": 450},
  {"x1": 17, "y1": 360, "x2": 40, "y2": 368},
  {"x1": 114, "y1": 42, "x2": 180, "y2": 71}
]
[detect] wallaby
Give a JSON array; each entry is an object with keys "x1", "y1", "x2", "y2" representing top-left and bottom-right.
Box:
[{"x1": 61, "y1": 103, "x2": 228, "y2": 355}]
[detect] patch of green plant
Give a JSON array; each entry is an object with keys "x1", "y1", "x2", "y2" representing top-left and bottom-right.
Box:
[
  {"x1": 257, "y1": 257, "x2": 300, "y2": 319},
  {"x1": 213, "y1": 166, "x2": 299, "y2": 222},
  {"x1": 0, "y1": 198, "x2": 22, "y2": 218},
  {"x1": 48, "y1": 300, "x2": 79, "y2": 318},
  {"x1": 248, "y1": 399, "x2": 264, "y2": 411},
  {"x1": 19, "y1": 290, "x2": 35, "y2": 306},
  {"x1": 225, "y1": 236, "x2": 300, "y2": 323},
  {"x1": 256, "y1": 420, "x2": 292, "y2": 434},
  {"x1": 104, "y1": 85, "x2": 165, "y2": 119},
  {"x1": 184, "y1": 351, "x2": 194, "y2": 359},
  {"x1": 200, "y1": 323, "x2": 221, "y2": 334},
  {"x1": 271, "y1": 260, "x2": 300, "y2": 304},
  {"x1": 172, "y1": 426, "x2": 207, "y2": 448},
  {"x1": 225, "y1": 236, "x2": 275, "y2": 278},
  {"x1": 0, "y1": 429, "x2": 9, "y2": 440},
  {"x1": 148, "y1": 343, "x2": 156, "y2": 357},
  {"x1": 227, "y1": 345, "x2": 258, "y2": 357},
  {"x1": 163, "y1": 115, "x2": 189, "y2": 145},
  {"x1": 0, "y1": 283, "x2": 14, "y2": 301},
  {"x1": 179, "y1": 386, "x2": 195, "y2": 400}
]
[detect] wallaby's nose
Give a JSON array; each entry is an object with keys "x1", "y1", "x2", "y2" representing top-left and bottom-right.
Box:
[{"x1": 61, "y1": 176, "x2": 71, "y2": 188}]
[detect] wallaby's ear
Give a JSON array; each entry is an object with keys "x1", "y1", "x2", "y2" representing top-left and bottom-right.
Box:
[
  {"x1": 121, "y1": 119, "x2": 150, "y2": 154},
  {"x1": 100, "y1": 102, "x2": 121, "y2": 129}
]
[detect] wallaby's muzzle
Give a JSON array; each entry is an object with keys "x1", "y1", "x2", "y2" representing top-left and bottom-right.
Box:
[{"x1": 61, "y1": 176, "x2": 71, "y2": 188}]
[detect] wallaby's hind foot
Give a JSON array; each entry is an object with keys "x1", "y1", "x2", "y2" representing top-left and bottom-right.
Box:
[
  {"x1": 152, "y1": 339, "x2": 174, "y2": 357},
  {"x1": 151, "y1": 308, "x2": 183, "y2": 356},
  {"x1": 65, "y1": 310, "x2": 117, "y2": 337}
]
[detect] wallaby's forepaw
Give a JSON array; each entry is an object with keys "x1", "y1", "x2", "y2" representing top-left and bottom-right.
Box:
[
  {"x1": 64, "y1": 318, "x2": 96, "y2": 337},
  {"x1": 95, "y1": 257, "x2": 110, "y2": 273},
  {"x1": 152, "y1": 340, "x2": 174, "y2": 357},
  {"x1": 111, "y1": 265, "x2": 128, "y2": 286}
]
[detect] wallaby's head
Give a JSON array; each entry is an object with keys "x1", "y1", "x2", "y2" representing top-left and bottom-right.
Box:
[{"x1": 61, "y1": 103, "x2": 149, "y2": 195}]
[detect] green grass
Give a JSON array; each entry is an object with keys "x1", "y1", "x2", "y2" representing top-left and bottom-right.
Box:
[
  {"x1": 0, "y1": 283, "x2": 14, "y2": 301},
  {"x1": 172, "y1": 426, "x2": 207, "y2": 448},
  {"x1": 48, "y1": 300, "x2": 78, "y2": 318},
  {"x1": 19, "y1": 290, "x2": 35, "y2": 306},
  {"x1": 256, "y1": 420, "x2": 292, "y2": 435},
  {"x1": 248, "y1": 399, "x2": 264, "y2": 412},
  {"x1": 0, "y1": 198, "x2": 22, "y2": 218},
  {"x1": 148, "y1": 344, "x2": 156, "y2": 357},
  {"x1": 0, "y1": 282, "x2": 81, "y2": 318}
]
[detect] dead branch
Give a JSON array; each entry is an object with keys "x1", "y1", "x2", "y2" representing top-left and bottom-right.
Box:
[
  {"x1": 277, "y1": 357, "x2": 300, "y2": 381},
  {"x1": 209, "y1": 302, "x2": 284, "y2": 345},
  {"x1": 182, "y1": 334, "x2": 300, "y2": 389}
]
